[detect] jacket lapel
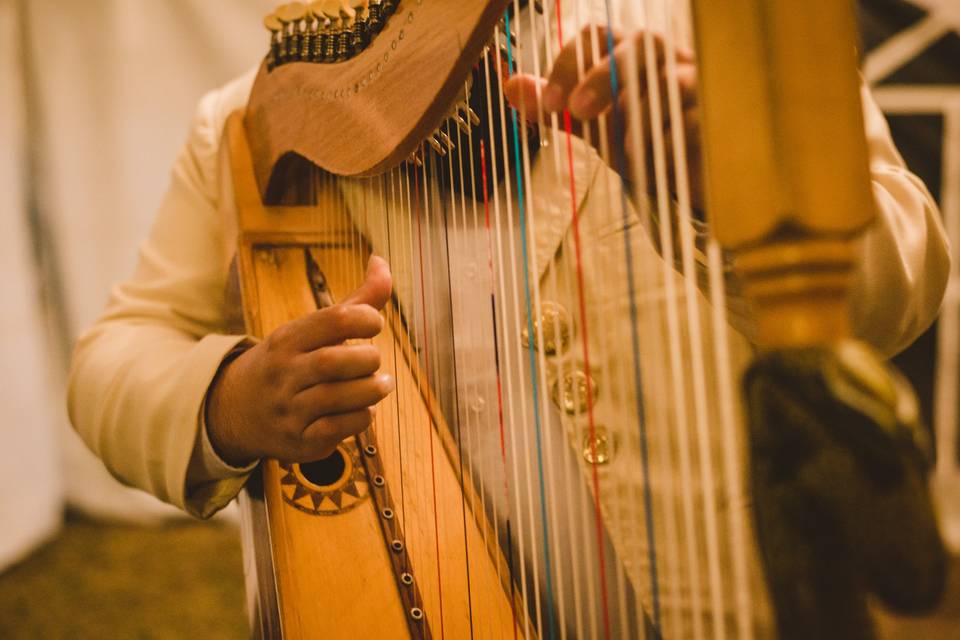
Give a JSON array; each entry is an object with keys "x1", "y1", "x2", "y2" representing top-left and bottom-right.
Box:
[{"x1": 527, "y1": 132, "x2": 602, "y2": 282}]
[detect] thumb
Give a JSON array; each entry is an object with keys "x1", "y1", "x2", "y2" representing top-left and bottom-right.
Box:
[
  {"x1": 504, "y1": 72, "x2": 590, "y2": 141},
  {"x1": 504, "y1": 74, "x2": 548, "y2": 123},
  {"x1": 341, "y1": 255, "x2": 392, "y2": 310}
]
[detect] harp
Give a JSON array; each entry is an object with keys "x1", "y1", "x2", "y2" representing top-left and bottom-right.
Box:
[{"x1": 224, "y1": 0, "x2": 946, "y2": 638}]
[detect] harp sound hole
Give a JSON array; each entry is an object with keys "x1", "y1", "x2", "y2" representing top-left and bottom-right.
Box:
[{"x1": 299, "y1": 450, "x2": 347, "y2": 488}]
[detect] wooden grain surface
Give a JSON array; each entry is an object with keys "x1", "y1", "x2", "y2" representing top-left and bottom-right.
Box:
[
  {"x1": 244, "y1": 0, "x2": 510, "y2": 197},
  {"x1": 228, "y1": 109, "x2": 522, "y2": 639}
]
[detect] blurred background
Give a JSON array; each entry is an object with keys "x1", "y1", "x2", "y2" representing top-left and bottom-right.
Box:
[{"x1": 0, "y1": 0, "x2": 957, "y2": 637}]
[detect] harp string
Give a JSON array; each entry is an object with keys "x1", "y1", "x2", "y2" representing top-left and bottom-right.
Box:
[
  {"x1": 490, "y1": 27, "x2": 548, "y2": 635},
  {"x1": 503, "y1": 18, "x2": 562, "y2": 640},
  {"x1": 414, "y1": 148, "x2": 449, "y2": 636},
  {"x1": 397, "y1": 146, "x2": 423, "y2": 627},
  {"x1": 512, "y1": 6, "x2": 606, "y2": 638},
  {"x1": 535, "y1": 7, "x2": 594, "y2": 634},
  {"x1": 579, "y1": 5, "x2": 648, "y2": 637},
  {"x1": 448, "y1": 117, "x2": 489, "y2": 636},
  {"x1": 540, "y1": 2, "x2": 622, "y2": 637},
  {"x1": 467, "y1": 52, "x2": 520, "y2": 633},
  {"x1": 455, "y1": 81, "x2": 496, "y2": 602},
  {"x1": 535, "y1": 7, "x2": 624, "y2": 637},
  {"x1": 593, "y1": 3, "x2": 665, "y2": 635},
  {"x1": 705, "y1": 234, "x2": 753, "y2": 639},
  {"x1": 438, "y1": 101, "x2": 480, "y2": 634},
  {"x1": 478, "y1": 136, "x2": 523, "y2": 639},
  {"x1": 544, "y1": 5, "x2": 605, "y2": 637},
  {"x1": 573, "y1": 6, "x2": 624, "y2": 638},
  {"x1": 634, "y1": 4, "x2": 705, "y2": 637},
  {"x1": 548, "y1": 3, "x2": 629, "y2": 637},
  {"x1": 657, "y1": 8, "x2": 728, "y2": 638},
  {"x1": 480, "y1": 44, "x2": 533, "y2": 633},
  {"x1": 393, "y1": 161, "x2": 414, "y2": 585},
  {"x1": 614, "y1": 11, "x2": 687, "y2": 638}
]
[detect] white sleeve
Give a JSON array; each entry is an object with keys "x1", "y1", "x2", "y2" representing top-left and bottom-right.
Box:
[{"x1": 851, "y1": 85, "x2": 951, "y2": 356}]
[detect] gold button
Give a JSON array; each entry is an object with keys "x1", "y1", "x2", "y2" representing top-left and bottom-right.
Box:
[
  {"x1": 521, "y1": 301, "x2": 572, "y2": 356},
  {"x1": 551, "y1": 368, "x2": 597, "y2": 415},
  {"x1": 582, "y1": 427, "x2": 616, "y2": 465}
]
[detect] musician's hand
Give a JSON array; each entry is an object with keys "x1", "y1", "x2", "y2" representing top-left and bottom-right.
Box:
[
  {"x1": 205, "y1": 256, "x2": 395, "y2": 467},
  {"x1": 503, "y1": 27, "x2": 704, "y2": 210}
]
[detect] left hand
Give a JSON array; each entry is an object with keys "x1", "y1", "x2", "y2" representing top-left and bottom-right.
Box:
[{"x1": 504, "y1": 26, "x2": 705, "y2": 211}]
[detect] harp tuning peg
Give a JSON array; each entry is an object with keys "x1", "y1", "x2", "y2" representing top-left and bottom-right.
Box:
[
  {"x1": 465, "y1": 107, "x2": 480, "y2": 126},
  {"x1": 277, "y1": 2, "x2": 307, "y2": 23},
  {"x1": 338, "y1": 0, "x2": 357, "y2": 22},
  {"x1": 350, "y1": 0, "x2": 369, "y2": 17},
  {"x1": 438, "y1": 131, "x2": 455, "y2": 151},
  {"x1": 454, "y1": 114, "x2": 471, "y2": 134},
  {"x1": 319, "y1": 0, "x2": 342, "y2": 21},
  {"x1": 427, "y1": 134, "x2": 446, "y2": 156},
  {"x1": 407, "y1": 151, "x2": 423, "y2": 167},
  {"x1": 309, "y1": 1, "x2": 327, "y2": 20},
  {"x1": 263, "y1": 12, "x2": 283, "y2": 33}
]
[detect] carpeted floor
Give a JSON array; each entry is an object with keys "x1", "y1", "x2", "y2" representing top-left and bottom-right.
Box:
[
  {"x1": 0, "y1": 511, "x2": 247, "y2": 639},
  {"x1": 1, "y1": 511, "x2": 957, "y2": 638}
]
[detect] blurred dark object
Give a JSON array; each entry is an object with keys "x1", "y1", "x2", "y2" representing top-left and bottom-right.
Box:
[{"x1": 746, "y1": 341, "x2": 946, "y2": 640}]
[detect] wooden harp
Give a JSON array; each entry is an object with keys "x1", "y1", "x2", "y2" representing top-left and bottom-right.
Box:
[{"x1": 224, "y1": 1, "x2": 946, "y2": 638}]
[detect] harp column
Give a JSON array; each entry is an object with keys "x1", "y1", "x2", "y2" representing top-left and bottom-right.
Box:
[
  {"x1": 692, "y1": 4, "x2": 948, "y2": 639},
  {"x1": 691, "y1": 0, "x2": 874, "y2": 346}
]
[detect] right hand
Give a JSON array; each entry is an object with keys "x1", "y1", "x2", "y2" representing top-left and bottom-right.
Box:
[{"x1": 206, "y1": 256, "x2": 395, "y2": 467}]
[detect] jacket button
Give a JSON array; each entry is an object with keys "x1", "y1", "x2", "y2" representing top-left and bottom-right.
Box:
[
  {"x1": 521, "y1": 301, "x2": 572, "y2": 355},
  {"x1": 582, "y1": 427, "x2": 616, "y2": 465},
  {"x1": 551, "y1": 368, "x2": 597, "y2": 415}
]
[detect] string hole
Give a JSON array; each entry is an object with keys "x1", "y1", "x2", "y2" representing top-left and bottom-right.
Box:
[
  {"x1": 391, "y1": 540, "x2": 404, "y2": 553},
  {"x1": 409, "y1": 607, "x2": 424, "y2": 621},
  {"x1": 373, "y1": 475, "x2": 385, "y2": 487},
  {"x1": 364, "y1": 444, "x2": 377, "y2": 456},
  {"x1": 401, "y1": 572, "x2": 414, "y2": 586},
  {"x1": 381, "y1": 508, "x2": 394, "y2": 520}
]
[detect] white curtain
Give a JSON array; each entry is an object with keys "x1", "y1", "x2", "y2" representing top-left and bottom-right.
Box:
[
  {"x1": 1, "y1": 0, "x2": 275, "y2": 570},
  {"x1": 0, "y1": 0, "x2": 61, "y2": 571},
  {"x1": 23, "y1": 0, "x2": 275, "y2": 523}
]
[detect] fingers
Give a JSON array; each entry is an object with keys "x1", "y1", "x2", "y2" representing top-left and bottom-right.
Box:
[
  {"x1": 543, "y1": 25, "x2": 616, "y2": 111},
  {"x1": 273, "y1": 303, "x2": 384, "y2": 352},
  {"x1": 569, "y1": 37, "x2": 656, "y2": 120},
  {"x1": 341, "y1": 255, "x2": 392, "y2": 310},
  {"x1": 294, "y1": 373, "x2": 395, "y2": 420},
  {"x1": 541, "y1": 28, "x2": 695, "y2": 122},
  {"x1": 266, "y1": 256, "x2": 392, "y2": 353},
  {"x1": 296, "y1": 343, "x2": 381, "y2": 388},
  {"x1": 299, "y1": 408, "x2": 377, "y2": 461}
]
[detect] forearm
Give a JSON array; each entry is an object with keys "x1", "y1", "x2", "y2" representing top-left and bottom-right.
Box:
[{"x1": 68, "y1": 319, "x2": 249, "y2": 515}]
